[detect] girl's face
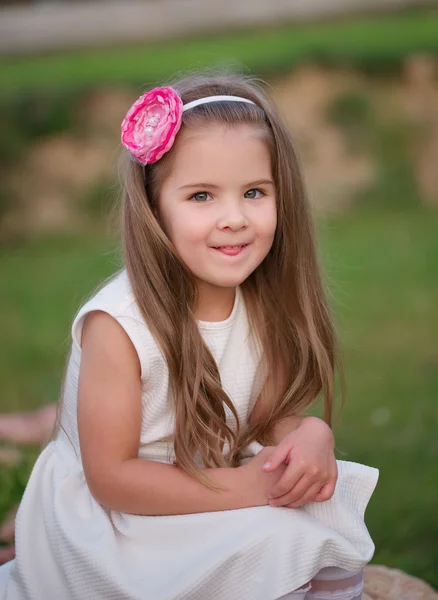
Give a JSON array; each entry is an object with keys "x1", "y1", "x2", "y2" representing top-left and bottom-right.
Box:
[{"x1": 157, "y1": 124, "x2": 277, "y2": 293}]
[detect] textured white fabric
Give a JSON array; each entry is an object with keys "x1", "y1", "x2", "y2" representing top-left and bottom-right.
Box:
[
  {"x1": 306, "y1": 568, "x2": 364, "y2": 600},
  {"x1": 0, "y1": 270, "x2": 379, "y2": 600},
  {"x1": 308, "y1": 584, "x2": 363, "y2": 599},
  {"x1": 278, "y1": 583, "x2": 312, "y2": 599},
  {"x1": 0, "y1": 563, "x2": 12, "y2": 591},
  {"x1": 312, "y1": 568, "x2": 362, "y2": 581}
]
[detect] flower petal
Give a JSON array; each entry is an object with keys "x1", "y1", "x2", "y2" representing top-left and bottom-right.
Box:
[{"x1": 121, "y1": 87, "x2": 183, "y2": 165}]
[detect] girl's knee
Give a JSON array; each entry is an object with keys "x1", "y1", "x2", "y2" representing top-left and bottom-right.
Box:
[
  {"x1": 308, "y1": 567, "x2": 364, "y2": 599},
  {"x1": 275, "y1": 567, "x2": 365, "y2": 600}
]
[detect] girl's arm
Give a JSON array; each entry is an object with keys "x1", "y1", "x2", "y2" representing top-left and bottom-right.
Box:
[
  {"x1": 249, "y1": 360, "x2": 333, "y2": 446},
  {"x1": 271, "y1": 415, "x2": 334, "y2": 446},
  {"x1": 270, "y1": 415, "x2": 303, "y2": 443},
  {"x1": 249, "y1": 381, "x2": 337, "y2": 507},
  {"x1": 77, "y1": 311, "x2": 282, "y2": 516},
  {"x1": 250, "y1": 383, "x2": 316, "y2": 444}
]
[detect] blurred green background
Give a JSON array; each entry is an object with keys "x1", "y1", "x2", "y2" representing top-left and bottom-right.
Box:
[{"x1": 0, "y1": 4, "x2": 437, "y2": 588}]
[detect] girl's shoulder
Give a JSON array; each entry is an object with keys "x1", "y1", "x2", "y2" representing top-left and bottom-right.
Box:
[{"x1": 71, "y1": 269, "x2": 152, "y2": 379}]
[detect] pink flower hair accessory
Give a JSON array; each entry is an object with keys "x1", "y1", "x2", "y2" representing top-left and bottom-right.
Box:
[{"x1": 121, "y1": 87, "x2": 183, "y2": 166}]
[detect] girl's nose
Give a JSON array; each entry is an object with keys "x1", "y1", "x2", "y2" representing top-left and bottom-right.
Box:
[{"x1": 217, "y1": 201, "x2": 249, "y2": 231}]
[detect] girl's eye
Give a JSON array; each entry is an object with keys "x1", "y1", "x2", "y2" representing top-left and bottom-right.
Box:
[
  {"x1": 244, "y1": 188, "x2": 264, "y2": 199},
  {"x1": 191, "y1": 192, "x2": 211, "y2": 203}
]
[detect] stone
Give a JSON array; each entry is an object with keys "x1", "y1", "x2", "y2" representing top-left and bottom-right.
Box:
[{"x1": 364, "y1": 565, "x2": 438, "y2": 600}]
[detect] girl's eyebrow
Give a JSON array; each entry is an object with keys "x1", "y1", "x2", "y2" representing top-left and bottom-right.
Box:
[
  {"x1": 244, "y1": 179, "x2": 275, "y2": 188},
  {"x1": 178, "y1": 182, "x2": 220, "y2": 190},
  {"x1": 178, "y1": 179, "x2": 274, "y2": 190}
]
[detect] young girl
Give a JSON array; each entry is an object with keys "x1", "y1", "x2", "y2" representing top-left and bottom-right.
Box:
[{"x1": 0, "y1": 73, "x2": 378, "y2": 600}]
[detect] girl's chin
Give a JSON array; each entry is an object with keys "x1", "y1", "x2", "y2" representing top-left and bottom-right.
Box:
[{"x1": 199, "y1": 276, "x2": 249, "y2": 289}]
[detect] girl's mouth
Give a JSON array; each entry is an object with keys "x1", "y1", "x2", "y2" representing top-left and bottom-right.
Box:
[{"x1": 212, "y1": 244, "x2": 249, "y2": 256}]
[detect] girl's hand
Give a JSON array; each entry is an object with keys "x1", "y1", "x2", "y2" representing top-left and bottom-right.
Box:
[
  {"x1": 262, "y1": 417, "x2": 337, "y2": 508},
  {"x1": 239, "y1": 447, "x2": 287, "y2": 506}
]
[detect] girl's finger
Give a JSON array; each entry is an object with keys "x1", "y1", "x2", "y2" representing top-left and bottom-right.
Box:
[
  {"x1": 313, "y1": 480, "x2": 336, "y2": 502},
  {"x1": 285, "y1": 482, "x2": 323, "y2": 508},
  {"x1": 261, "y1": 442, "x2": 291, "y2": 472},
  {"x1": 269, "y1": 474, "x2": 313, "y2": 506},
  {"x1": 268, "y1": 464, "x2": 305, "y2": 499}
]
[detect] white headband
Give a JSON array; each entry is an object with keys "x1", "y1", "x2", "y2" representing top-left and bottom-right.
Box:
[{"x1": 182, "y1": 95, "x2": 256, "y2": 112}]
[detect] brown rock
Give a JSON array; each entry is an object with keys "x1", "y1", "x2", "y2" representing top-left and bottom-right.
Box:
[{"x1": 364, "y1": 565, "x2": 438, "y2": 600}]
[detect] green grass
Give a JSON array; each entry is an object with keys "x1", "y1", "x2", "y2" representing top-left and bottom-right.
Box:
[
  {"x1": 0, "y1": 234, "x2": 121, "y2": 410},
  {"x1": 1, "y1": 9, "x2": 437, "y2": 94},
  {"x1": 0, "y1": 206, "x2": 437, "y2": 586},
  {"x1": 321, "y1": 208, "x2": 438, "y2": 585}
]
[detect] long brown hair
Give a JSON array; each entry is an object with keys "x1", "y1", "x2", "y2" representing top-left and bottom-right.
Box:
[{"x1": 122, "y1": 71, "x2": 338, "y2": 486}]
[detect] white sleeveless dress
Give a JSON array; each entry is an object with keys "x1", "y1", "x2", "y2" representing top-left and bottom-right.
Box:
[{"x1": 0, "y1": 270, "x2": 379, "y2": 600}]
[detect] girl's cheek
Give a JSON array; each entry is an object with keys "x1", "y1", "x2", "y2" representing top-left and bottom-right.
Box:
[
  {"x1": 177, "y1": 226, "x2": 207, "y2": 248},
  {"x1": 259, "y1": 210, "x2": 277, "y2": 238},
  {"x1": 186, "y1": 221, "x2": 212, "y2": 243}
]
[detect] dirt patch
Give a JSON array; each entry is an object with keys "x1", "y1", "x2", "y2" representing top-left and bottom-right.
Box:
[
  {"x1": 270, "y1": 64, "x2": 374, "y2": 212},
  {"x1": 4, "y1": 131, "x2": 120, "y2": 233},
  {"x1": 400, "y1": 55, "x2": 438, "y2": 206}
]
